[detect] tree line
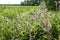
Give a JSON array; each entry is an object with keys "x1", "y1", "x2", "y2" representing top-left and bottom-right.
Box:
[
  {"x1": 21, "y1": 0, "x2": 40, "y2": 6},
  {"x1": 21, "y1": 0, "x2": 60, "y2": 11}
]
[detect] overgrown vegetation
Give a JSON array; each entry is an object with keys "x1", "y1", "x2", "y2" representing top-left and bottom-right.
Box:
[
  {"x1": 0, "y1": 1, "x2": 60, "y2": 39},
  {"x1": 0, "y1": 6, "x2": 60, "y2": 40}
]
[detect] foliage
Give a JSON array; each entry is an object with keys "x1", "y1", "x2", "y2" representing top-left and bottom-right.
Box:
[
  {"x1": 0, "y1": 6, "x2": 60, "y2": 40},
  {"x1": 21, "y1": 0, "x2": 40, "y2": 6},
  {"x1": 21, "y1": 0, "x2": 60, "y2": 11},
  {"x1": 44, "y1": 0, "x2": 56, "y2": 10}
]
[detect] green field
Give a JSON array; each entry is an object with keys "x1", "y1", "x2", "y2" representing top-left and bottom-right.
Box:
[
  {"x1": 0, "y1": 6, "x2": 60, "y2": 40},
  {"x1": 0, "y1": 6, "x2": 38, "y2": 19}
]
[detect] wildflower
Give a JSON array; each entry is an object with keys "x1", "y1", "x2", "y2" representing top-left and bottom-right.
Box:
[{"x1": 6, "y1": 18, "x2": 10, "y2": 24}]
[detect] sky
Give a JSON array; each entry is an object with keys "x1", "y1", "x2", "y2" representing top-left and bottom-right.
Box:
[{"x1": 0, "y1": 0, "x2": 24, "y2": 4}]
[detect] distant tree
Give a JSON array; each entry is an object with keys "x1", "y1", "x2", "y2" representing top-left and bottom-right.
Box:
[
  {"x1": 21, "y1": 0, "x2": 40, "y2": 6},
  {"x1": 44, "y1": 0, "x2": 60, "y2": 11},
  {"x1": 44, "y1": 0, "x2": 56, "y2": 10}
]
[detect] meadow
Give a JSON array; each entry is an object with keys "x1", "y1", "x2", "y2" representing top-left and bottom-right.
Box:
[{"x1": 0, "y1": 6, "x2": 60, "y2": 40}]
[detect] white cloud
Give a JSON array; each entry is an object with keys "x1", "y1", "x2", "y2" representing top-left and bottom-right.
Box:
[{"x1": 0, "y1": 0, "x2": 24, "y2": 4}]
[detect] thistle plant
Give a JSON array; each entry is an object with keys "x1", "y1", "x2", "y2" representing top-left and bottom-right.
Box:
[
  {"x1": 26, "y1": 1, "x2": 52, "y2": 40},
  {"x1": 39, "y1": 1, "x2": 52, "y2": 40},
  {"x1": 32, "y1": 1, "x2": 52, "y2": 40}
]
